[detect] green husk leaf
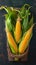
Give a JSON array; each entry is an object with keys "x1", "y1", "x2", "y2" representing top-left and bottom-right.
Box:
[
  {"x1": 8, "y1": 42, "x2": 16, "y2": 54},
  {"x1": 22, "y1": 11, "x2": 29, "y2": 33},
  {"x1": 18, "y1": 4, "x2": 31, "y2": 36},
  {"x1": 4, "y1": 14, "x2": 9, "y2": 20},
  {"x1": 19, "y1": 4, "x2": 31, "y2": 18},
  {"x1": 0, "y1": 6, "x2": 17, "y2": 24},
  {"x1": 0, "y1": 6, "x2": 12, "y2": 14},
  {"x1": 29, "y1": 16, "x2": 33, "y2": 28},
  {"x1": 5, "y1": 16, "x2": 12, "y2": 32}
]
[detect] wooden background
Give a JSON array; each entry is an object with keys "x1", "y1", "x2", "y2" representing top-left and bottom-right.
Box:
[{"x1": 0, "y1": 0, "x2": 36, "y2": 64}]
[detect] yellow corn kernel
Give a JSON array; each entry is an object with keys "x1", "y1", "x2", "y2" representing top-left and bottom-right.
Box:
[
  {"x1": 19, "y1": 24, "x2": 34, "y2": 53},
  {"x1": 14, "y1": 16, "x2": 21, "y2": 43},
  {"x1": 6, "y1": 28, "x2": 18, "y2": 53}
]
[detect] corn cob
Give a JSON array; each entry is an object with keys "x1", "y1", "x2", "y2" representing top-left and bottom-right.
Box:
[
  {"x1": 6, "y1": 27, "x2": 18, "y2": 53},
  {"x1": 19, "y1": 24, "x2": 34, "y2": 54},
  {"x1": 14, "y1": 16, "x2": 21, "y2": 43}
]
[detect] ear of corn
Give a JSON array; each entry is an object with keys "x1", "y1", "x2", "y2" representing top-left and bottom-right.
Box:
[
  {"x1": 6, "y1": 28, "x2": 18, "y2": 53},
  {"x1": 19, "y1": 24, "x2": 34, "y2": 53},
  {"x1": 14, "y1": 16, "x2": 21, "y2": 43}
]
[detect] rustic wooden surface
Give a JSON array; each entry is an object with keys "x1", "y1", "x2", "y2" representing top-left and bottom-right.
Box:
[{"x1": 0, "y1": 0, "x2": 36, "y2": 63}]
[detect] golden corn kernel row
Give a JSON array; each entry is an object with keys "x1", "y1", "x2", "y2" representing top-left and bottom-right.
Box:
[
  {"x1": 19, "y1": 24, "x2": 34, "y2": 53},
  {"x1": 14, "y1": 16, "x2": 21, "y2": 43},
  {"x1": 6, "y1": 27, "x2": 18, "y2": 53}
]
